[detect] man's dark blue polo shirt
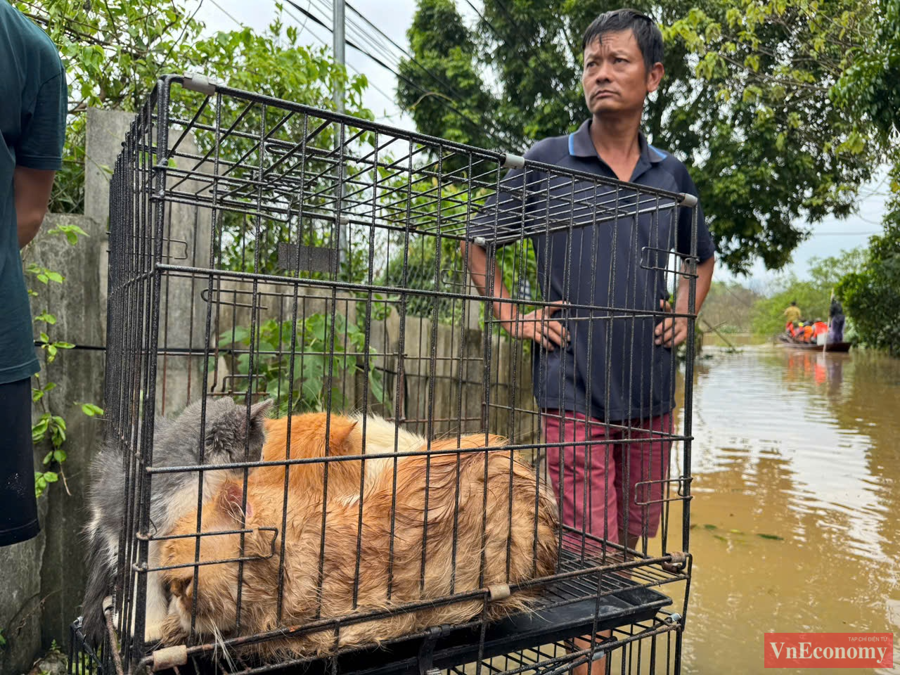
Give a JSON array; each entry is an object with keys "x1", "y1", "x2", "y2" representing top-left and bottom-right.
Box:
[{"x1": 473, "y1": 119, "x2": 715, "y2": 423}]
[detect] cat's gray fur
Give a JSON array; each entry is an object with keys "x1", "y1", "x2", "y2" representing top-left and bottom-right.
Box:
[{"x1": 82, "y1": 396, "x2": 272, "y2": 646}]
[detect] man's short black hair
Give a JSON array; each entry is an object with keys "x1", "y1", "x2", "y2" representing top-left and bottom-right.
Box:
[{"x1": 582, "y1": 9, "x2": 664, "y2": 72}]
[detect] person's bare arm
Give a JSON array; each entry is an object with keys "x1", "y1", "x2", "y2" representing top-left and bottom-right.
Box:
[
  {"x1": 654, "y1": 255, "x2": 715, "y2": 348},
  {"x1": 15, "y1": 166, "x2": 56, "y2": 248},
  {"x1": 460, "y1": 241, "x2": 568, "y2": 350}
]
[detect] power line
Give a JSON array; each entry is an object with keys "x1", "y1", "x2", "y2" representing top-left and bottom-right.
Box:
[
  {"x1": 345, "y1": 1, "x2": 479, "y2": 110},
  {"x1": 199, "y1": 0, "x2": 396, "y2": 118},
  {"x1": 309, "y1": 0, "x2": 517, "y2": 148},
  {"x1": 206, "y1": 0, "x2": 243, "y2": 27},
  {"x1": 282, "y1": 0, "x2": 519, "y2": 150},
  {"x1": 302, "y1": 0, "x2": 521, "y2": 149},
  {"x1": 262, "y1": 1, "x2": 400, "y2": 116}
]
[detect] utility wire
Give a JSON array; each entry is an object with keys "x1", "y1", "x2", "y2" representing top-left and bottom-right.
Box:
[
  {"x1": 278, "y1": 2, "x2": 401, "y2": 113},
  {"x1": 345, "y1": 0, "x2": 479, "y2": 110},
  {"x1": 305, "y1": 0, "x2": 517, "y2": 147},
  {"x1": 282, "y1": 0, "x2": 519, "y2": 150},
  {"x1": 301, "y1": 0, "x2": 520, "y2": 148}
]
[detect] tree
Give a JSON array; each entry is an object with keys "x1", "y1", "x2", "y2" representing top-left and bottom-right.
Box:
[
  {"x1": 837, "y1": 199, "x2": 900, "y2": 354},
  {"x1": 16, "y1": 0, "x2": 372, "y2": 215},
  {"x1": 832, "y1": 0, "x2": 900, "y2": 146},
  {"x1": 831, "y1": 0, "x2": 900, "y2": 354},
  {"x1": 398, "y1": 0, "x2": 879, "y2": 274}
]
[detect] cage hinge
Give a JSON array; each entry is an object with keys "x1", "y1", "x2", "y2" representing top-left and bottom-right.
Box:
[
  {"x1": 417, "y1": 625, "x2": 444, "y2": 675},
  {"x1": 661, "y1": 550, "x2": 687, "y2": 573},
  {"x1": 150, "y1": 645, "x2": 188, "y2": 671},
  {"x1": 502, "y1": 153, "x2": 525, "y2": 170},
  {"x1": 487, "y1": 583, "x2": 511, "y2": 601},
  {"x1": 183, "y1": 73, "x2": 219, "y2": 96}
]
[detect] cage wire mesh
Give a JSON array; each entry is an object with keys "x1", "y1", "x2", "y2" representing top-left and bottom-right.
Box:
[
  {"x1": 94, "y1": 74, "x2": 699, "y2": 674},
  {"x1": 69, "y1": 612, "x2": 685, "y2": 675}
]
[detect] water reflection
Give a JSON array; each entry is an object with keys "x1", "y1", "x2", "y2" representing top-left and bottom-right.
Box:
[{"x1": 668, "y1": 348, "x2": 900, "y2": 674}]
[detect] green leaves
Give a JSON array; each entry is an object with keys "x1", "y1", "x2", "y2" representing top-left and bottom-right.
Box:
[
  {"x1": 26, "y1": 264, "x2": 64, "y2": 285},
  {"x1": 80, "y1": 403, "x2": 105, "y2": 417},
  {"x1": 35, "y1": 333, "x2": 75, "y2": 364},
  {"x1": 34, "y1": 312, "x2": 57, "y2": 325},
  {"x1": 218, "y1": 326, "x2": 251, "y2": 347},
  {"x1": 32, "y1": 382, "x2": 57, "y2": 403},
  {"x1": 837, "y1": 198, "x2": 900, "y2": 354},
  {"x1": 27, "y1": 0, "x2": 372, "y2": 232},
  {"x1": 34, "y1": 471, "x2": 59, "y2": 498},
  {"x1": 32, "y1": 413, "x2": 66, "y2": 447},
  {"x1": 47, "y1": 222, "x2": 89, "y2": 245},
  {"x1": 220, "y1": 313, "x2": 388, "y2": 417}
]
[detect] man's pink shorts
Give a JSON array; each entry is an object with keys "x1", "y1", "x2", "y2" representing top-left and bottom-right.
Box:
[{"x1": 543, "y1": 410, "x2": 672, "y2": 545}]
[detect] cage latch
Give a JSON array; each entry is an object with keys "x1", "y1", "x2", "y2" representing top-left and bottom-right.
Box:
[
  {"x1": 417, "y1": 625, "x2": 444, "y2": 675},
  {"x1": 183, "y1": 73, "x2": 219, "y2": 96},
  {"x1": 150, "y1": 645, "x2": 187, "y2": 671}
]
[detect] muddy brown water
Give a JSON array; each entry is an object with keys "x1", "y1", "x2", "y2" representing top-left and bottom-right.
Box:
[{"x1": 659, "y1": 347, "x2": 900, "y2": 674}]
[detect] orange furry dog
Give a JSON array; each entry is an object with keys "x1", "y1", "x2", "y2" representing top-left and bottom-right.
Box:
[{"x1": 159, "y1": 414, "x2": 558, "y2": 660}]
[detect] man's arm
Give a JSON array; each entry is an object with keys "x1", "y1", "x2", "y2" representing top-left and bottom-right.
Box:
[
  {"x1": 15, "y1": 166, "x2": 56, "y2": 249},
  {"x1": 654, "y1": 255, "x2": 715, "y2": 348},
  {"x1": 460, "y1": 241, "x2": 568, "y2": 350}
]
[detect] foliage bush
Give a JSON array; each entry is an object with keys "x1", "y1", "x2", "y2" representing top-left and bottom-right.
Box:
[
  {"x1": 216, "y1": 313, "x2": 388, "y2": 416},
  {"x1": 837, "y1": 209, "x2": 900, "y2": 354}
]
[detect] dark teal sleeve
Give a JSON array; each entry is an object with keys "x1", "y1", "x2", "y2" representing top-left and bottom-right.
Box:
[{"x1": 16, "y1": 70, "x2": 67, "y2": 171}]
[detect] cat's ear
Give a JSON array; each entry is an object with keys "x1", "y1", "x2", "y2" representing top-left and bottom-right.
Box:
[
  {"x1": 324, "y1": 415, "x2": 358, "y2": 454},
  {"x1": 237, "y1": 399, "x2": 274, "y2": 436},
  {"x1": 217, "y1": 481, "x2": 254, "y2": 522},
  {"x1": 250, "y1": 399, "x2": 274, "y2": 423}
]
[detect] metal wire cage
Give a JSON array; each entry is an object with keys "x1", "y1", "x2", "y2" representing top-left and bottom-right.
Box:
[
  {"x1": 69, "y1": 610, "x2": 685, "y2": 675},
  {"x1": 97, "y1": 74, "x2": 699, "y2": 673}
]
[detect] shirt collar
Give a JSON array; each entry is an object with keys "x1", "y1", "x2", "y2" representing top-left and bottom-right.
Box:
[{"x1": 568, "y1": 119, "x2": 665, "y2": 166}]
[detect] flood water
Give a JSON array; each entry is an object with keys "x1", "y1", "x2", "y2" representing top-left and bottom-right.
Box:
[{"x1": 670, "y1": 347, "x2": 900, "y2": 673}]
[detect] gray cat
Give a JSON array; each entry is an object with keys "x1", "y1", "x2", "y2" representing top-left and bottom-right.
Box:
[{"x1": 82, "y1": 396, "x2": 272, "y2": 647}]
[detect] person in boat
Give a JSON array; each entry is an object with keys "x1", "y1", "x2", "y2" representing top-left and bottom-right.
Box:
[
  {"x1": 829, "y1": 298, "x2": 845, "y2": 343},
  {"x1": 783, "y1": 300, "x2": 802, "y2": 330}
]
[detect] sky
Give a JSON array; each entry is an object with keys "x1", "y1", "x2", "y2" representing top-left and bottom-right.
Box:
[{"x1": 195, "y1": 0, "x2": 888, "y2": 287}]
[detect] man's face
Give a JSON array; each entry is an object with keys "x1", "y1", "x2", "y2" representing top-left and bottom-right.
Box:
[{"x1": 581, "y1": 30, "x2": 662, "y2": 117}]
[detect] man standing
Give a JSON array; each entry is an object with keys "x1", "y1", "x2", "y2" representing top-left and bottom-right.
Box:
[
  {"x1": 829, "y1": 297, "x2": 845, "y2": 343},
  {"x1": 784, "y1": 300, "x2": 802, "y2": 326},
  {"x1": 0, "y1": 2, "x2": 67, "y2": 547},
  {"x1": 464, "y1": 9, "x2": 715, "y2": 557}
]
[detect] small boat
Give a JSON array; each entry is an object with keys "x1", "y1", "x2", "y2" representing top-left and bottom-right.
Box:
[{"x1": 777, "y1": 335, "x2": 852, "y2": 352}]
